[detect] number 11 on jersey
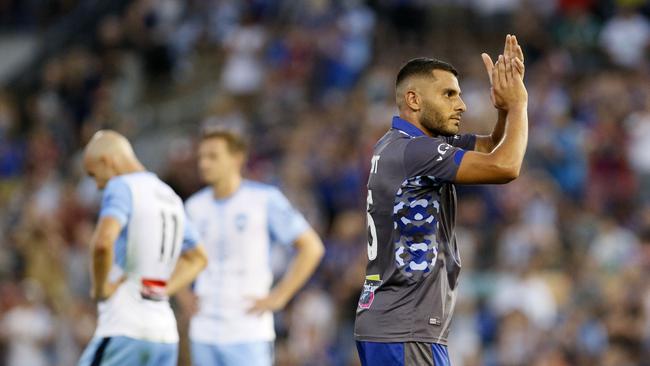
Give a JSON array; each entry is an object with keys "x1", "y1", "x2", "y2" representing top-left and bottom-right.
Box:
[
  {"x1": 367, "y1": 190, "x2": 378, "y2": 260},
  {"x1": 160, "y1": 211, "x2": 178, "y2": 263}
]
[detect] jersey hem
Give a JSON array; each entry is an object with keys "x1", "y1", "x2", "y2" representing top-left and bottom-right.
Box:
[
  {"x1": 94, "y1": 330, "x2": 179, "y2": 344},
  {"x1": 189, "y1": 335, "x2": 276, "y2": 345},
  {"x1": 353, "y1": 334, "x2": 448, "y2": 346}
]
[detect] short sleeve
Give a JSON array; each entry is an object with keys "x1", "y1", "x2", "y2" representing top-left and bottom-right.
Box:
[
  {"x1": 181, "y1": 214, "x2": 201, "y2": 253},
  {"x1": 267, "y1": 188, "x2": 310, "y2": 246},
  {"x1": 99, "y1": 178, "x2": 132, "y2": 227},
  {"x1": 448, "y1": 134, "x2": 476, "y2": 150},
  {"x1": 404, "y1": 136, "x2": 468, "y2": 183}
]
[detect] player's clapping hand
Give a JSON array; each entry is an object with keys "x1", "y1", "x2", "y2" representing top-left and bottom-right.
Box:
[
  {"x1": 489, "y1": 54, "x2": 527, "y2": 111},
  {"x1": 91, "y1": 276, "x2": 126, "y2": 302},
  {"x1": 246, "y1": 291, "x2": 289, "y2": 315},
  {"x1": 481, "y1": 34, "x2": 525, "y2": 109}
]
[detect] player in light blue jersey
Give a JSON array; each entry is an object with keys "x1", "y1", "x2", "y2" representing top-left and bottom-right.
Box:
[
  {"x1": 179, "y1": 126, "x2": 325, "y2": 366},
  {"x1": 78, "y1": 130, "x2": 208, "y2": 366}
]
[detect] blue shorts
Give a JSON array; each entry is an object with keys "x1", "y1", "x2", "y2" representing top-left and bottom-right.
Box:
[
  {"x1": 78, "y1": 336, "x2": 177, "y2": 366},
  {"x1": 356, "y1": 341, "x2": 450, "y2": 366},
  {"x1": 191, "y1": 341, "x2": 274, "y2": 366}
]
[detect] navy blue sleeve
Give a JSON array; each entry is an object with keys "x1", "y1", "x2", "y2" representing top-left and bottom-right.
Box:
[
  {"x1": 403, "y1": 136, "x2": 468, "y2": 183},
  {"x1": 447, "y1": 134, "x2": 476, "y2": 150}
]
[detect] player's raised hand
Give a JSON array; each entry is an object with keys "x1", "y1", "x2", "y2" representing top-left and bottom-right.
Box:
[
  {"x1": 482, "y1": 34, "x2": 525, "y2": 109},
  {"x1": 508, "y1": 35, "x2": 524, "y2": 78},
  {"x1": 502, "y1": 34, "x2": 525, "y2": 76},
  {"x1": 491, "y1": 55, "x2": 527, "y2": 111},
  {"x1": 481, "y1": 52, "x2": 499, "y2": 108}
]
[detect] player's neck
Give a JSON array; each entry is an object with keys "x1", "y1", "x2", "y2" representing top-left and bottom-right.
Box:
[
  {"x1": 118, "y1": 159, "x2": 146, "y2": 175},
  {"x1": 211, "y1": 175, "x2": 242, "y2": 199},
  {"x1": 399, "y1": 114, "x2": 434, "y2": 138}
]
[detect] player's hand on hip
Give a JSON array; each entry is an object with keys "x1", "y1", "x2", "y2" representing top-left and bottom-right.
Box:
[
  {"x1": 92, "y1": 276, "x2": 126, "y2": 302},
  {"x1": 246, "y1": 292, "x2": 289, "y2": 315},
  {"x1": 175, "y1": 288, "x2": 199, "y2": 320}
]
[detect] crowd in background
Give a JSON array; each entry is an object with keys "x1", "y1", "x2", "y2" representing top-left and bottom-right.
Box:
[{"x1": 1, "y1": 0, "x2": 650, "y2": 365}]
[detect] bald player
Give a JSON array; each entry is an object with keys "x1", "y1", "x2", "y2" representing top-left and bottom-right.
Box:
[
  {"x1": 78, "y1": 130, "x2": 208, "y2": 366},
  {"x1": 354, "y1": 35, "x2": 527, "y2": 365}
]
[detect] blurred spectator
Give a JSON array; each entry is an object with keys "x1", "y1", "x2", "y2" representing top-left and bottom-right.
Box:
[
  {"x1": 220, "y1": 12, "x2": 267, "y2": 109},
  {"x1": 599, "y1": 5, "x2": 650, "y2": 68},
  {"x1": 626, "y1": 93, "x2": 650, "y2": 203},
  {"x1": 0, "y1": 280, "x2": 54, "y2": 366}
]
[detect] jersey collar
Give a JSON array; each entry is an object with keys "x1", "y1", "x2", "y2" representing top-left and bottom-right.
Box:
[{"x1": 392, "y1": 116, "x2": 426, "y2": 137}]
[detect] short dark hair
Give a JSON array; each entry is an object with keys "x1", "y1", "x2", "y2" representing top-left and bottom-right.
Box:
[
  {"x1": 200, "y1": 125, "x2": 248, "y2": 154},
  {"x1": 396, "y1": 58, "x2": 458, "y2": 87}
]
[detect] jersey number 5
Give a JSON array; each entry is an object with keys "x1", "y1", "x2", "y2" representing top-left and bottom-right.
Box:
[
  {"x1": 160, "y1": 211, "x2": 178, "y2": 263},
  {"x1": 367, "y1": 190, "x2": 378, "y2": 260}
]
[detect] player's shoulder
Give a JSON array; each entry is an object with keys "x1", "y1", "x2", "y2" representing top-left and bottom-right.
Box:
[
  {"x1": 402, "y1": 135, "x2": 458, "y2": 170},
  {"x1": 185, "y1": 186, "x2": 213, "y2": 207},
  {"x1": 240, "y1": 180, "x2": 287, "y2": 204},
  {"x1": 116, "y1": 171, "x2": 158, "y2": 186},
  {"x1": 104, "y1": 174, "x2": 130, "y2": 194},
  {"x1": 405, "y1": 135, "x2": 452, "y2": 153},
  {"x1": 411, "y1": 134, "x2": 447, "y2": 144},
  {"x1": 241, "y1": 179, "x2": 278, "y2": 193}
]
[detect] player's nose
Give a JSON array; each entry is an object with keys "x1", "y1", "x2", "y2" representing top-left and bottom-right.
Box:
[{"x1": 456, "y1": 98, "x2": 467, "y2": 112}]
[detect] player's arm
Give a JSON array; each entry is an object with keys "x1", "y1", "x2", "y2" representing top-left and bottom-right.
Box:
[
  {"x1": 455, "y1": 53, "x2": 527, "y2": 184},
  {"x1": 91, "y1": 178, "x2": 131, "y2": 301},
  {"x1": 248, "y1": 189, "x2": 324, "y2": 314},
  {"x1": 165, "y1": 245, "x2": 208, "y2": 296},
  {"x1": 474, "y1": 110, "x2": 506, "y2": 153},
  {"x1": 90, "y1": 216, "x2": 124, "y2": 301},
  {"x1": 474, "y1": 34, "x2": 524, "y2": 153},
  {"x1": 165, "y1": 216, "x2": 208, "y2": 297},
  {"x1": 248, "y1": 228, "x2": 324, "y2": 315}
]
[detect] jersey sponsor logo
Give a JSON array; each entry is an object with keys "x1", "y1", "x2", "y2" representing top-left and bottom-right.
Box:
[
  {"x1": 140, "y1": 278, "x2": 168, "y2": 301},
  {"x1": 393, "y1": 176, "x2": 441, "y2": 280},
  {"x1": 358, "y1": 278, "x2": 382, "y2": 310}
]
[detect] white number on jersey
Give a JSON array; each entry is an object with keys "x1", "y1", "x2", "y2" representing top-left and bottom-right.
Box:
[
  {"x1": 367, "y1": 190, "x2": 378, "y2": 260},
  {"x1": 159, "y1": 211, "x2": 179, "y2": 263},
  {"x1": 370, "y1": 155, "x2": 380, "y2": 174}
]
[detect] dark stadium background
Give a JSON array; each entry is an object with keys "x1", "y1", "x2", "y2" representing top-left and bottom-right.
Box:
[{"x1": 1, "y1": 0, "x2": 650, "y2": 365}]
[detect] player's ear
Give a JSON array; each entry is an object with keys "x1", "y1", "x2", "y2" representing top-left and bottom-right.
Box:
[
  {"x1": 235, "y1": 151, "x2": 246, "y2": 167},
  {"x1": 100, "y1": 154, "x2": 116, "y2": 173},
  {"x1": 404, "y1": 90, "x2": 421, "y2": 112}
]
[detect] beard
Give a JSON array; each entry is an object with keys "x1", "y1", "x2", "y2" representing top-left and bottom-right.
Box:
[{"x1": 420, "y1": 102, "x2": 457, "y2": 137}]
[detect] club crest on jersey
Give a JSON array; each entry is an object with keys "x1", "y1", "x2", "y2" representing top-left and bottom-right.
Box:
[
  {"x1": 436, "y1": 143, "x2": 452, "y2": 161},
  {"x1": 235, "y1": 213, "x2": 247, "y2": 231}
]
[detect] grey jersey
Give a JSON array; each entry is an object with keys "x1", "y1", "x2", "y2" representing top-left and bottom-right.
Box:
[{"x1": 354, "y1": 116, "x2": 475, "y2": 345}]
